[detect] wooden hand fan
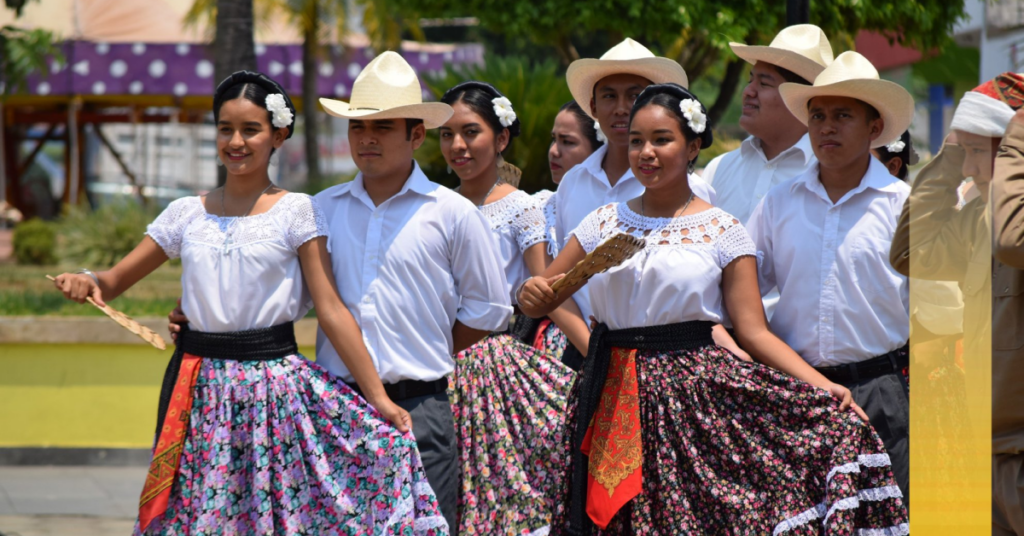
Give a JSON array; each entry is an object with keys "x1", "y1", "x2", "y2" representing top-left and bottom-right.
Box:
[
  {"x1": 550, "y1": 233, "x2": 647, "y2": 293},
  {"x1": 47, "y1": 275, "x2": 167, "y2": 350}
]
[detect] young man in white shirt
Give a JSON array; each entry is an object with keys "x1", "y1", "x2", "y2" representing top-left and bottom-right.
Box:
[
  {"x1": 555, "y1": 38, "x2": 715, "y2": 366},
  {"x1": 749, "y1": 51, "x2": 915, "y2": 499},
  {"x1": 703, "y1": 24, "x2": 833, "y2": 225},
  {"x1": 314, "y1": 52, "x2": 513, "y2": 528}
]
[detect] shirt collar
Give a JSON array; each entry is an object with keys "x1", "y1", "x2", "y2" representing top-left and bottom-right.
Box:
[
  {"x1": 578, "y1": 144, "x2": 635, "y2": 187},
  {"x1": 333, "y1": 160, "x2": 436, "y2": 205},
  {"x1": 791, "y1": 156, "x2": 904, "y2": 202},
  {"x1": 741, "y1": 133, "x2": 814, "y2": 166}
]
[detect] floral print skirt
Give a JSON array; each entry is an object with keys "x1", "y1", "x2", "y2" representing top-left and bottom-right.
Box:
[
  {"x1": 449, "y1": 334, "x2": 576, "y2": 535},
  {"x1": 533, "y1": 320, "x2": 568, "y2": 361},
  {"x1": 136, "y1": 354, "x2": 449, "y2": 536},
  {"x1": 550, "y1": 344, "x2": 909, "y2": 535}
]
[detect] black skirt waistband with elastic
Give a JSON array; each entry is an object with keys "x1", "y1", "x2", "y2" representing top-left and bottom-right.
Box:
[{"x1": 567, "y1": 320, "x2": 715, "y2": 535}]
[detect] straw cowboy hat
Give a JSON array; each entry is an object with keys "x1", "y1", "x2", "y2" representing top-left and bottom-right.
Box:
[
  {"x1": 567, "y1": 38, "x2": 689, "y2": 119},
  {"x1": 320, "y1": 51, "x2": 453, "y2": 128},
  {"x1": 730, "y1": 24, "x2": 833, "y2": 83},
  {"x1": 780, "y1": 51, "x2": 914, "y2": 149}
]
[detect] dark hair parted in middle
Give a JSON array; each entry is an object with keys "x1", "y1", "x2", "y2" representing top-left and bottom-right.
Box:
[
  {"x1": 629, "y1": 83, "x2": 714, "y2": 170},
  {"x1": 213, "y1": 70, "x2": 296, "y2": 139},
  {"x1": 559, "y1": 100, "x2": 603, "y2": 152},
  {"x1": 441, "y1": 81, "x2": 521, "y2": 152}
]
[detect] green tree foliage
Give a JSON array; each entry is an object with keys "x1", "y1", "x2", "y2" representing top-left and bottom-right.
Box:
[
  {"x1": 389, "y1": 0, "x2": 966, "y2": 124},
  {"x1": 1, "y1": 0, "x2": 63, "y2": 97},
  {"x1": 419, "y1": 56, "x2": 572, "y2": 193}
]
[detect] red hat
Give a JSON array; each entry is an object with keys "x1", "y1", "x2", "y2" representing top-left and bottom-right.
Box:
[{"x1": 950, "y1": 72, "x2": 1024, "y2": 138}]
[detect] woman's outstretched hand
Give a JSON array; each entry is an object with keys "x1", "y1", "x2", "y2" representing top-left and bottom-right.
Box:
[
  {"x1": 367, "y1": 395, "x2": 413, "y2": 433},
  {"x1": 52, "y1": 273, "x2": 106, "y2": 307}
]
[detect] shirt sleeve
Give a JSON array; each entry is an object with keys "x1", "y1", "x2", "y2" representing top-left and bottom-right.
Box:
[
  {"x1": 746, "y1": 197, "x2": 776, "y2": 296},
  {"x1": 450, "y1": 206, "x2": 514, "y2": 331},
  {"x1": 569, "y1": 204, "x2": 612, "y2": 254},
  {"x1": 993, "y1": 120, "x2": 1024, "y2": 269},
  {"x1": 702, "y1": 153, "x2": 724, "y2": 186},
  {"x1": 145, "y1": 197, "x2": 197, "y2": 259},
  {"x1": 717, "y1": 217, "x2": 757, "y2": 268},
  {"x1": 284, "y1": 194, "x2": 329, "y2": 251},
  {"x1": 511, "y1": 194, "x2": 548, "y2": 252},
  {"x1": 689, "y1": 173, "x2": 717, "y2": 205}
]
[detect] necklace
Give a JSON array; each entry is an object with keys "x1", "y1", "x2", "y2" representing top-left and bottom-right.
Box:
[
  {"x1": 220, "y1": 182, "x2": 275, "y2": 255},
  {"x1": 641, "y1": 191, "x2": 694, "y2": 219},
  {"x1": 456, "y1": 177, "x2": 504, "y2": 207}
]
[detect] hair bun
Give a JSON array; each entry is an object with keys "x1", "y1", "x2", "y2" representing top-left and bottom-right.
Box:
[
  {"x1": 214, "y1": 70, "x2": 297, "y2": 139},
  {"x1": 634, "y1": 83, "x2": 713, "y2": 148},
  {"x1": 442, "y1": 81, "x2": 521, "y2": 138}
]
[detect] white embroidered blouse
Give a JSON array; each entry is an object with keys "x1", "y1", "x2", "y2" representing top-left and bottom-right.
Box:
[
  {"x1": 533, "y1": 189, "x2": 560, "y2": 257},
  {"x1": 570, "y1": 202, "x2": 755, "y2": 330},
  {"x1": 145, "y1": 193, "x2": 327, "y2": 333},
  {"x1": 480, "y1": 189, "x2": 548, "y2": 305}
]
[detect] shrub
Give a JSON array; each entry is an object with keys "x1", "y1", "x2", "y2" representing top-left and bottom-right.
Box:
[
  {"x1": 59, "y1": 200, "x2": 155, "y2": 268},
  {"x1": 13, "y1": 218, "x2": 57, "y2": 265}
]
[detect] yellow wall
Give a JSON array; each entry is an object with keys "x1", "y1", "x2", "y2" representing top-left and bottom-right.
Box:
[{"x1": 0, "y1": 344, "x2": 315, "y2": 447}]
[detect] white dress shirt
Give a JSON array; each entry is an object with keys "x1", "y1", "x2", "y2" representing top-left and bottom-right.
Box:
[
  {"x1": 747, "y1": 157, "x2": 910, "y2": 367},
  {"x1": 703, "y1": 134, "x2": 816, "y2": 225},
  {"x1": 702, "y1": 134, "x2": 815, "y2": 320},
  {"x1": 554, "y1": 144, "x2": 717, "y2": 323},
  {"x1": 571, "y1": 203, "x2": 755, "y2": 330},
  {"x1": 313, "y1": 162, "x2": 513, "y2": 383},
  {"x1": 146, "y1": 193, "x2": 326, "y2": 333}
]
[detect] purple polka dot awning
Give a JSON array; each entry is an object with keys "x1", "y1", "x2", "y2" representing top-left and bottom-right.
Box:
[{"x1": 22, "y1": 41, "x2": 484, "y2": 99}]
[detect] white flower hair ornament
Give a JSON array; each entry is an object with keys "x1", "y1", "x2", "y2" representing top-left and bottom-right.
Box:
[
  {"x1": 594, "y1": 121, "x2": 608, "y2": 144},
  {"x1": 679, "y1": 98, "x2": 706, "y2": 134},
  {"x1": 885, "y1": 139, "x2": 906, "y2": 153},
  {"x1": 492, "y1": 96, "x2": 517, "y2": 127},
  {"x1": 265, "y1": 93, "x2": 294, "y2": 129}
]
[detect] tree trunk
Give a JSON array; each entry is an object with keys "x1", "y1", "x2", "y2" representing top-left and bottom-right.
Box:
[
  {"x1": 552, "y1": 34, "x2": 579, "y2": 67},
  {"x1": 707, "y1": 58, "x2": 745, "y2": 129},
  {"x1": 213, "y1": 0, "x2": 256, "y2": 187},
  {"x1": 302, "y1": 7, "x2": 321, "y2": 185}
]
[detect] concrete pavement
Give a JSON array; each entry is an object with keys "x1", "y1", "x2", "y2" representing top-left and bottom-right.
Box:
[{"x1": 0, "y1": 466, "x2": 145, "y2": 535}]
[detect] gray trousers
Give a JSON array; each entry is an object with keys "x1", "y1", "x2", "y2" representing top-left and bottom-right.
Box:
[
  {"x1": 397, "y1": 392, "x2": 458, "y2": 530},
  {"x1": 841, "y1": 371, "x2": 910, "y2": 501}
]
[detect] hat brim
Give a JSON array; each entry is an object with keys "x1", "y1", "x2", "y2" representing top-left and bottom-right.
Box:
[
  {"x1": 779, "y1": 79, "x2": 914, "y2": 149},
  {"x1": 567, "y1": 57, "x2": 689, "y2": 119},
  {"x1": 729, "y1": 43, "x2": 826, "y2": 84},
  {"x1": 319, "y1": 98, "x2": 454, "y2": 129}
]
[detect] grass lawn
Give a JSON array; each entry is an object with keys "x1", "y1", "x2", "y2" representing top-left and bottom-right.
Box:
[{"x1": 0, "y1": 263, "x2": 184, "y2": 317}]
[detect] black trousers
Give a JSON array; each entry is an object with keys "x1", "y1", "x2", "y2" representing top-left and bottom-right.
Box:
[
  {"x1": 396, "y1": 392, "x2": 458, "y2": 530},
  {"x1": 841, "y1": 371, "x2": 910, "y2": 501}
]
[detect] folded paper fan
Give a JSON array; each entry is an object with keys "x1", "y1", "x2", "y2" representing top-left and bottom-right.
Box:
[
  {"x1": 550, "y1": 233, "x2": 646, "y2": 293},
  {"x1": 47, "y1": 275, "x2": 167, "y2": 350}
]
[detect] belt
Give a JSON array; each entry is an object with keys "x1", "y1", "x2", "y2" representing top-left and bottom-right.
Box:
[
  {"x1": 814, "y1": 344, "x2": 909, "y2": 384},
  {"x1": 346, "y1": 377, "x2": 449, "y2": 402}
]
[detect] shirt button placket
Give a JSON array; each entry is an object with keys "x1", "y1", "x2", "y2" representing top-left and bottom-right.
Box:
[{"x1": 820, "y1": 205, "x2": 841, "y2": 363}]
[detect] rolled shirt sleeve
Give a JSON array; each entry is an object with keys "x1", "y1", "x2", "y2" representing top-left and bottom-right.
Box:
[{"x1": 451, "y1": 208, "x2": 514, "y2": 331}]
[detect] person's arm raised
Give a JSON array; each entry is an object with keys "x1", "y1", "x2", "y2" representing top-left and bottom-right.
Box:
[
  {"x1": 522, "y1": 241, "x2": 590, "y2": 353},
  {"x1": 518, "y1": 236, "x2": 587, "y2": 319},
  {"x1": 298, "y1": 236, "x2": 412, "y2": 432}
]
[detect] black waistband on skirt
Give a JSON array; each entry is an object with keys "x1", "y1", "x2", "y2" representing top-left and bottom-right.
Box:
[
  {"x1": 155, "y1": 323, "x2": 298, "y2": 438},
  {"x1": 567, "y1": 320, "x2": 715, "y2": 535}
]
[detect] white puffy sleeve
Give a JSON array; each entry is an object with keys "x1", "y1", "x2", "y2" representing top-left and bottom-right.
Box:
[
  {"x1": 145, "y1": 197, "x2": 200, "y2": 259},
  {"x1": 569, "y1": 203, "x2": 616, "y2": 254},
  {"x1": 717, "y1": 218, "x2": 757, "y2": 268},
  {"x1": 509, "y1": 194, "x2": 547, "y2": 252},
  {"x1": 283, "y1": 194, "x2": 329, "y2": 251}
]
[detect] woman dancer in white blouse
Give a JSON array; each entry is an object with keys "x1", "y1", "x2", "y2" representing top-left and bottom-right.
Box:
[
  {"x1": 520, "y1": 84, "x2": 907, "y2": 535},
  {"x1": 52, "y1": 71, "x2": 448, "y2": 535},
  {"x1": 435, "y1": 81, "x2": 585, "y2": 535}
]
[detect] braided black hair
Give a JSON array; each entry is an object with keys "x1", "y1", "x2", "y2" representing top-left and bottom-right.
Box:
[
  {"x1": 630, "y1": 83, "x2": 714, "y2": 172},
  {"x1": 440, "y1": 81, "x2": 520, "y2": 153},
  {"x1": 213, "y1": 70, "x2": 296, "y2": 139}
]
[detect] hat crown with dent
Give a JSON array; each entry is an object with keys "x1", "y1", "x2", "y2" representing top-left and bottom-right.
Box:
[
  {"x1": 811, "y1": 51, "x2": 880, "y2": 88},
  {"x1": 768, "y1": 24, "x2": 834, "y2": 67},
  {"x1": 348, "y1": 51, "x2": 425, "y2": 111},
  {"x1": 598, "y1": 38, "x2": 658, "y2": 61}
]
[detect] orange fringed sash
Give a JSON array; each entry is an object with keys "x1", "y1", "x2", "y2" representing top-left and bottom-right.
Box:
[
  {"x1": 581, "y1": 347, "x2": 643, "y2": 529},
  {"x1": 138, "y1": 354, "x2": 201, "y2": 530}
]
